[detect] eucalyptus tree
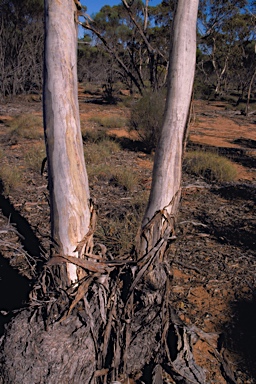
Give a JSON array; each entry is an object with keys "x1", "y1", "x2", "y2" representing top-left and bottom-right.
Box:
[
  {"x1": 82, "y1": 3, "x2": 144, "y2": 93},
  {"x1": 81, "y1": 0, "x2": 174, "y2": 92},
  {"x1": 0, "y1": 1, "x2": 234, "y2": 383},
  {"x1": 226, "y1": 14, "x2": 256, "y2": 98},
  {"x1": 198, "y1": 0, "x2": 252, "y2": 96}
]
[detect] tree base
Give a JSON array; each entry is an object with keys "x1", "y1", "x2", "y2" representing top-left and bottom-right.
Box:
[{"x1": 0, "y1": 211, "x2": 234, "y2": 383}]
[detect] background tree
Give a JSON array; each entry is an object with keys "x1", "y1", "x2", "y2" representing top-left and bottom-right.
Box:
[
  {"x1": 80, "y1": 1, "x2": 175, "y2": 93},
  {"x1": 197, "y1": 0, "x2": 255, "y2": 98},
  {"x1": 0, "y1": 0, "x2": 44, "y2": 97},
  {"x1": 1, "y1": 0, "x2": 255, "y2": 101}
]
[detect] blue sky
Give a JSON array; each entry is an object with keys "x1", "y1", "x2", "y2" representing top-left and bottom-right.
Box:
[{"x1": 81, "y1": 0, "x2": 162, "y2": 17}]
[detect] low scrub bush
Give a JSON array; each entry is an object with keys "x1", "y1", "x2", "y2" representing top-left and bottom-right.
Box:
[
  {"x1": 118, "y1": 95, "x2": 134, "y2": 108},
  {"x1": 96, "y1": 215, "x2": 135, "y2": 257},
  {"x1": 7, "y1": 114, "x2": 43, "y2": 141},
  {"x1": 85, "y1": 141, "x2": 137, "y2": 192},
  {"x1": 183, "y1": 150, "x2": 237, "y2": 182},
  {"x1": 129, "y1": 89, "x2": 166, "y2": 152}
]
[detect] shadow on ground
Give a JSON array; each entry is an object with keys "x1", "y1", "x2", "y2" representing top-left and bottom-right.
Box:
[
  {"x1": 0, "y1": 182, "x2": 45, "y2": 335},
  {"x1": 212, "y1": 222, "x2": 256, "y2": 250},
  {"x1": 192, "y1": 184, "x2": 256, "y2": 251},
  {"x1": 233, "y1": 138, "x2": 256, "y2": 149},
  {"x1": 214, "y1": 184, "x2": 256, "y2": 202},
  {"x1": 223, "y1": 297, "x2": 256, "y2": 380},
  {"x1": 0, "y1": 253, "x2": 30, "y2": 336},
  {"x1": 0, "y1": 183, "x2": 43, "y2": 259},
  {"x1": 110, "y1": 135, "x2": 150, "y2": 153}
]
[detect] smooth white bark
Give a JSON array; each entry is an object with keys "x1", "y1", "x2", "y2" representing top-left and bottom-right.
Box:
[
  {"x1": 143, "y1": 0, "x2": 199, "y2": 225},
  {"x1": 43, "y1": 0, "x2": 91, "y2": 283}
]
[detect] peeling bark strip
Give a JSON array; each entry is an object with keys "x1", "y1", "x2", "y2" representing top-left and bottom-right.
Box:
[{"x1": 43, "y1": 0, "x2": 91, "y2": 283}]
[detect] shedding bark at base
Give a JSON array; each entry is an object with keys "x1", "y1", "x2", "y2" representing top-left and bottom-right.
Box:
[{"x1": 0, "y1": 205, "x2": 236, "y2": 384}]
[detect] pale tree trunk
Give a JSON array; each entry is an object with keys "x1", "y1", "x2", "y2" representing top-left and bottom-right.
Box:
[
  {"x1": 43, "y1": 0, "x2": 91, "y2": 283},
  {"x1": 138, "y1": 0, "x2": 199, "y2": 257},
  {"x1": 245, "y1": 65, "x2": 256, "y2": 116},
  {"x1": 145, "y1": 0, "x2": 198, "y2": 220},
  {"x1": 211, "y1": 39, "x2": 230, "y2": 96},
  {"x1": 143, "y1": 0, "x2": 149, "y2": 32}
]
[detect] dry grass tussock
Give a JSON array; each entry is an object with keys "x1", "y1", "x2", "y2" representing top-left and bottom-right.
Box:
[
  {"x1": 0, "y1": 164, "x2": 23, "y2": 195},
  {"x1": 183, "y1": 150, "x2": 238, "y2": 182},
  {"x1": 84, "y1": 138, "x2": 138, "y2": 192},
  {"x1": 6, "y1": 114, "x2": 43, "y2": 141},
  {"x1": 24, "y1": 143, "x2": 46, "y2": 172},
  {"x1": 95, "y1": 192, "x2": 148, "y2": 257}
]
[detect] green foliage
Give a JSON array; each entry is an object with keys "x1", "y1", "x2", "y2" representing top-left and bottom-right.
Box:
[
  {"x1": 86, "y1": 164, "x2": 113, "y2": 181},
  {"x1": 82, "y1": 83, "x2": 102, "y2": 95},
  {"x1": 197, "y1": 0, "x2": 255, "y2": 99},
  {"x1": 129, "y1": 89, "x2": 166, "y2": 152},
  {"x1": 95, "y1": 214, "x2": 136, "y2": 257},
  {"x1": 81, "y1": 1, "x2": 174, "y2": 93},
  {"x1": 183, "y1": 150, "x2": 237, "y2": 183}
]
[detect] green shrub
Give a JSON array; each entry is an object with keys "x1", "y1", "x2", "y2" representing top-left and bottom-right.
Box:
[
  {"x1": 183, "y1": 150, "x2": 237, "y2": 183},
  {"x1": 129, "y1": 89, "x2": 166, "y2": 152},
  {"x1": 118, "y1": 95, "x2": 135, "y2": 108}
]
